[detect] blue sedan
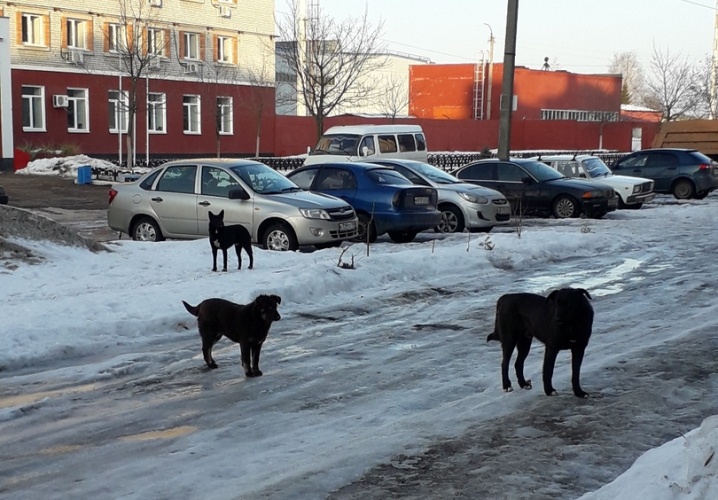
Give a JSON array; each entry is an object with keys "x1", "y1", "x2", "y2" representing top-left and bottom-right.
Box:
[{"x1": 287, "y1": 162, "x2": 441, "y2": 243}]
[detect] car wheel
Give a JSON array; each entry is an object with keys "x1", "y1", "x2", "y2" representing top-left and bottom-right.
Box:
[
  {"x1": 672, "y1": 179, "x2": 695, "y2": 200},
  {"x1": 351, "y1": 213, "x2": 377, "y2": 243},
  {"x1": 132, "y1": 217, "x2": 164, "y2": 242},
  {"x1": 388, "y1": 231, "x2": 418, "y2": 243},
  {"x1": 434, "y1": 205, "x2": 465, "y2": 233},
  {"x1": 626, "y1": 202, "x2": 643, "y2": 210},
  {"x1": 263, "y1": 223, "x2": 298, "y2": 251},
  {"x1": 468, "y1": 226, "x2": 493, "y2": 233},
  {"x1": 552, "y1": 196, "x2": 579, "y2": 218},
  {"x1": 695, "y1": 191, "x2": 709, "y2": 200}
]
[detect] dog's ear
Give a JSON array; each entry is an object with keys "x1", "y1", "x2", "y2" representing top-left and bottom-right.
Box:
[
  {"x1": 272, "y1": 294, "x2": 282, "y2": 305},
  {"x1": 219, "y1": 209, "x2": 225, "y2": 218},
  {"x1": 547, "y1": 290, "x2": 559, "y2": 302},
  {"x1": 209, "y1": 211, "x2": 216, "y2": 218},
  {"x1": 578, "y1": 288, "x2": 592, "y2": 300}
]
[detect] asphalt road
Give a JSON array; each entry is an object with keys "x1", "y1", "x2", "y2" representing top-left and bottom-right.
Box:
[{"x1": 0, "y1": 172, "x2": 118, "y2": 241}]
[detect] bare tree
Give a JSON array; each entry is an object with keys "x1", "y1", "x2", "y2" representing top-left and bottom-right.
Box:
[
  {"x1": 643, "y1": 45, "x2": 700, "y2": 121},
  {"x1": 237, "y1": 59, "x2": 275, "y2": 157},
  {"x1": 276, "y1": 0, "x2": 387, "y2": 140},
  {"x1": 377, "y1": 75, "x2": 409, "y2": 121},
  {"x1": 192, "y1": 62, "x2": 241, "y2": 158},
  {"x1": 104, "y1": 0, "x2": 169, "y2": 168},
  {"x1": 608, "y1": 51, "x2": 645, "y2": 105},
  {"x1": 689, "y1": 54, "x2": 718, "y2": 119}
]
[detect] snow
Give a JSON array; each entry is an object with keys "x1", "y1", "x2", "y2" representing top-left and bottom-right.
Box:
[{"x1": 1, "y1": 160, "x2": 718, "y2": 498}]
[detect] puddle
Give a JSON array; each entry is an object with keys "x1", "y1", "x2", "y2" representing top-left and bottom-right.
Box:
[
  {"x1": 525, "y1": 258, "x2": 644, "y2": 297},
  {"x1": 0, "y1": 383, "x2": 98, "y2": 409}
]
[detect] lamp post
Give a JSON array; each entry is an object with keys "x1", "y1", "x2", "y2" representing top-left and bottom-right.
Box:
[
  {"x1": 484, "y1": 23, "x2": 495, "y2": 120},
  {"x1": 498, "y1": 0, "x2": 519, "y2": 160}
]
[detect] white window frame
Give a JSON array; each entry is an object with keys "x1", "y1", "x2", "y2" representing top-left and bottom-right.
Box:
[
  {"x1": 67, "y1": 88, "x2": 89, "y2": 133},
  {"x1": 217, "y1": 96, "x2": 233, "y2": 135},
  {"x1": 217, "y1": 36, "x2": 232, "y2": 64},
  {"x1": 183, "y1": 32, "x2": 200, "y2": 60},
  {"x1": 148, "y1": 92, "x2": 166, "y2": 133},
  {"x1": 183, "y1": 95, "x2": 201, "y2": 134},
  {"x1": 147, "y1": 28, "x2": 165, "y2": 57},
  {"x1": 109, "y1": 90, "x2": 129, "y2": 134},
  {"x1": 22, "y1": 86, "x2": 46, "y2": 132},
  {"x1": 109, "y1": 24, "x2": 126, "y2": 53},
  {"x1": 67, "y1": 19, "x2": 87, "y2": 50},
  {"x1": 21, "y1": 13, "x2": 45, "y2": 46}
]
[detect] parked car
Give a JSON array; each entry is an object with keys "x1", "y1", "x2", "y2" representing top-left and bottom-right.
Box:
[
  {"x1": 0, "y1": 185, "x2": 7, "y2": 205},
  {"x1": 533, "y1": 154, "x2": 655, "y2": 209},
  {"x1": 452, "y1": 158, "x2": 618, "y2": 219},
  {"x1": 610, "y1": 148, "x2": 718, "y2": 200},
  {"x1": 107, "y1": 158, "x2": 358, "y2": 251},
  {"x1": 286, "y1": 162, "x2": 441, "y2": 243},
  {"x1": 366, "y1": 158, "x2": 511, "y2": 233}
]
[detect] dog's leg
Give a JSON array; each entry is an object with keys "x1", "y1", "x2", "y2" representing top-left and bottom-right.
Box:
[
  {"x1": 514, "y1": 337, "x2": 533, "y2": 390},
  {"x1": 234, "y1": 243, "x2": 242, "y2": 270},
  {"x1": 570, "y1": 346, "x2": 589, "y2": 398},
  {"x1": 211, "y1": 247, "x2": 219, "y2": 272},
  {"x1": 542, "y1": 348, "x2": 560, "y2": 396},
  {"x1": 239, "y1": 340, "x2": 255, "y2": 377},
  {"x1": 500, "y1": 341, "x2": 515, "y2": 392},
  {"x1": 202, "y1": 340, "x2": 219, "y2": 369},
  {"x1": 222, "y1": 248, "x2": 228, "y2": 272},
  {"x1": 246, "y1": 243, "x2": 254, "y2": 270},
  {"x1": 250, "y1": 342, "x2": 263, "y2": 377}
]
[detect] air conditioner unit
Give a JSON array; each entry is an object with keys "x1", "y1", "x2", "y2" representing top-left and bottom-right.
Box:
[
  {"x1": 53, "y1": 95, "x2": 70, "y2": 108},
  {"x1": 149, "y1": 0, "x2": 162, "y2": 6},
  {"x1": 184, "y1": 62, "x2": 199, "y2": 74},
  {"x1": 69, "y1": 50, "x2": 84, "y2": 64},
  {"x1": 218, "y1": 6, "x2": 231, "y2": 18}
]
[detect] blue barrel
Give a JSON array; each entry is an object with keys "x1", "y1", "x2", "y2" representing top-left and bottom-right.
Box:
[{"x1": 77, "y1": 165, "x2": 92, "y2": 185}]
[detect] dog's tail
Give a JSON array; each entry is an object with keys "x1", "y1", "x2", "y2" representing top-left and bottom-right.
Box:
[
  {"x1": 182, "y1": 301, "x2": 200, "y2": 317},
  {"x1": 486, "y1": 330, "x2": 500, "y2": 343}
]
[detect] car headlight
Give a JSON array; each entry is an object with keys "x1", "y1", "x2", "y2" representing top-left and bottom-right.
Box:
[
  {"x1": 459, "y1": 192, "x2": 489, "y2": 204},
  {"x1": 299, "y1": 208, "x2": 331, "y2": 220},
  {"x1": 632, "y1": 185, "x2": 641, "y2": 194},
  {"x1": 582, "y1": 190, "x2": 603, "y2": 199}
]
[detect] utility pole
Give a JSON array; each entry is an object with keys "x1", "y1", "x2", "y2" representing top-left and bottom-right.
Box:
[
  {"x1": 498, "y1": 0, "x2": 519, "y2": 160},
  {"x1": 484, "y1": 23, "x2": 495, "y2": 120}
]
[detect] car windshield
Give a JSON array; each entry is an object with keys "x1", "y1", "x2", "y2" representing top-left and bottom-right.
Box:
[
  {"x1": 583, "y1": 158, "x2": 612, "y2": 177},
  {"x1": 366, "y1": 168, "x2": 413, "y2": 185},
  {"x1": 403, "y1": 161, "x2": 461, "y2": 184},
  {"x1": 230, "y1": 163, "x2": 301, "y2": 195},
  {"x1": 519, "y1": 160, "x2": 565, "y2": 181},
  {"x1": 310, "y1": 134, "x2": 361, "y2": 156}
]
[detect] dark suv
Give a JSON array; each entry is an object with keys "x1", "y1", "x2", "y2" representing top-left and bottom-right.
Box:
[{"x1": 610, "y1": 148, "x2": 718, "y2": 199}]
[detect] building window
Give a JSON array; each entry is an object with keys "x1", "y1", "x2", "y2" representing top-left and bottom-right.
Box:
[
  {"x1": 67, "y1": 19, "x2": 87, "y2": 49},
  {"x1": 108, "y1": 90, "x2": 129, "y2": 133},
  {"x1": 108, "y1": 24, "x2": 126, "y2": 52},
  {"x1": 183, "y1": 95, "x2": 201, "y2": 134},
  {"x1": 147, "y1": 28, "x2": 165, "y2": 57},
  {"x1": 21, "y1": 13, "x2": 45, "y2": 46},
  {"x1": 183, "y1": 32, "x2": 200, "y2": 60},
  {"x1": 217, "y1": 97, "x2": 233, "y2": 135},
  {"x1": 22, "y1": 86, "x2": 45, "y2": 131},
  {"x1": 217, "y1": 36, "x2": 233, "y2": 63},
  {"x1": 67, "y1": 89, "x2": 89, "y2": 132},
  {"x1": 148, "y1": 92, "x2": 166, "y2": 133}
]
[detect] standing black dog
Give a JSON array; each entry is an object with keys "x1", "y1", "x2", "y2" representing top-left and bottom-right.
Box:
[
  {"x1": 486, "y1": 288, "x2": 594, "y2": 398},
  {"x1": 182, "y1": 294, "x2": 281, "y2": 376},
  {"x1": 208, "y1": 210, "x2": 253, "y2": 272}
]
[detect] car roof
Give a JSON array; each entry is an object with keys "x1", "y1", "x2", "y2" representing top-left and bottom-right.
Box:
[
  {"x1": 532, "y1": 154, "x2": 596, "y2": 161},
  {"x1": 629, "y1": 148, "x2": 700, "y2": 154},
  {"x1": 323, "y1": 124, "x2": 423, "y2": 135},
  {"x1": 464, "y1": 157, "x2": 539, "y2": 166},
  {"x1": 160, "y1": 158, "x2": 267, "y2": 168},
  {"x1": 294, "y1": 161, "x2": 395, "y2": 172}
]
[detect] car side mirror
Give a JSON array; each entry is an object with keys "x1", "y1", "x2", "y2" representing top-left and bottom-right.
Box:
[{"x1": 228, "y1": 187, "x2": 250, "y2": 200}]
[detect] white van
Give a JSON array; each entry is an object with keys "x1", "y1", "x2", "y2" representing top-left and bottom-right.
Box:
[{"x1": 303, "y1": 124, "x2": 428, "y2": 165}]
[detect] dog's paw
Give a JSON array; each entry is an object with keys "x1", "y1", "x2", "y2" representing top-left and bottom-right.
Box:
[
  {"x1": 574, "y1": 391, "x2": 589, "y2": 399},
  {"x1": 520, "y1": 379, "x2": 532, "y2": 390},
  {"x1": 254, "y1": 369, "x2": 263, "y2": 377},
  {"x1": 546, "y1": 389, "x2": 558, "y2": 396},
  {"x1": 503, "y1": 386, "x2": 514, "y2": 393},
  {"x1": 208, "y1": 362, "x2": 218, "y2": 369}
]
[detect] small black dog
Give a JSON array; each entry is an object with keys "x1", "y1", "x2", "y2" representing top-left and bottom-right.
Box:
[
  {"x1": 487, "y1": 288, "x2": 594, "y2": 398},
  {"x1": 182, "y1": 294, "x2": 282, "y2": 376},
  {"x1": 208, "y1": 210, "x2": 253, "y2": 272}
]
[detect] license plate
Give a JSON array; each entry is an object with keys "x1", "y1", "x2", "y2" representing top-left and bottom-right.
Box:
[
  {"x1": 414, "y1": 196, "x2": 430, "y2": 205},
  {"x1": 339, "y1": 221, "x2": 356, "y2": 231},
  {"x1": 497, "y1": 206, "x2": 510, "y2": 214},
  {"x1": 609, "y1": 198, "x2": 618, "y2": 207}
]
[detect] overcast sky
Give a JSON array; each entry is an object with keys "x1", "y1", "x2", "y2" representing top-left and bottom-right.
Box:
[{"x1": 279, "y1": 0, "x2": 716, "y2": 74}]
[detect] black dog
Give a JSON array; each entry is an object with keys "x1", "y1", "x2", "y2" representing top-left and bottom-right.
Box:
[
  {"x1": 182, "y1": 294, "x2": 281, "y2": 376},
  {"x1": 486, "y1": 288, "x2": 594, "y2": 398},
  {"x1": 208, "y1": 210, "x2": 253, "y2": 272}
]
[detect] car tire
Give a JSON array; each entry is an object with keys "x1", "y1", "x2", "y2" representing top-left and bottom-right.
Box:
[
  {"x1": 552, "y1": 195, "x2": 579, "y2": 218},
  {"x1": 263, "y1": 223, "x2": 298, "y2": 251},
  {"x1": 434, "y1": 205, "x2": 465, "y2": 233},
  {"x1": 131, "y1": 216, "x2": 164, "y2": 242},
  {"x1": 352, "y1": 213, "x2": 377, "y2": 244},
  {"x1": 388, "y1": 231, "x2": 418, "y2": 243},
  {"x1": 468, "y1": 226, "x2": 493, "y2": 233},
  {"x1": 695, "y1": 191, "x2": 709, "y2": 200},
  {"x1": 672, "y1": 179, "x2": 695, "y2": 200},
  {"x1": 626, "y1": 202, "x2": 643, "y2": 210}
]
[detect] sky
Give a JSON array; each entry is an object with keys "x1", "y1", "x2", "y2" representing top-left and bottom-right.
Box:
[
  {"x1": 1, "y1": 158, "x2": 717, "y2": 498},
  {"x1": 279, "y1": 0, "x2": 717, "y2": 74}
]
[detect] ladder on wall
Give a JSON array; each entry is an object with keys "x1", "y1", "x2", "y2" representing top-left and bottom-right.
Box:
[{"x1": 473, "y1": 59, "x2": 485, "y2": 120}]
